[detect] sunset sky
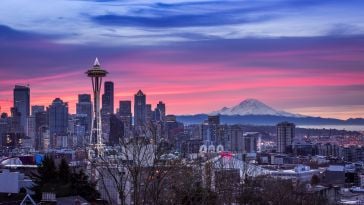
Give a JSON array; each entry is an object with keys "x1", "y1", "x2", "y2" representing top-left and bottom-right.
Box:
[{"x1": 0, "y1": 0, "x2": 363, "y2": 119}]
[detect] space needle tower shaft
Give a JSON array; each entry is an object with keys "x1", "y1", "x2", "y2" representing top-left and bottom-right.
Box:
[{"x1": 86, "y1": 58, "x2": 108, "y2": 157}]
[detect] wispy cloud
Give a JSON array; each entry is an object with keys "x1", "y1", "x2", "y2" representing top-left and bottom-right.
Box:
[{"x1": 0, "y1": 0, "x2": 363, "y2": 45}]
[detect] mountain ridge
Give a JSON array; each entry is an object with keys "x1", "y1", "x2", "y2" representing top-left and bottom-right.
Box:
[
  {"x1": 175, "y1": 99, "x2": 364, "y2": 126},
  {"x1": 210, "y1": 99, "x2": 303, "y2": 117}
]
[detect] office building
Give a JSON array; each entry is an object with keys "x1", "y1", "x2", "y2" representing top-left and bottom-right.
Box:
[
  {"x1": 109, "y1": 114, "x2": 124, "y2": 146},
  {"x1": 276, "y1": 122, "x2": 295, "y2": 153},
  {"x1": 0, "y1": 114, "x2": 9, "y2": 147},
  {"x1": 48, "y1": 98, "x2": 69, "y2": 148},
  {"x1": 13, "y1": 85, "x2": 30, "y2": 132},
  {"x1": 118, "y1": 100, "x2": 132, "y2": 129},
  {"x1": 35, "y1": 111, "x2": 47, "y2": 150},
  {"x1": 155, "y1": 101, "x2": 166, "y2": 122},
  {"x1": 208, "y1": 115, "x2": 220, "y2": 125},
  {"x1": 76, "y1": 94, "x2": 93, "y2": 133},
  {"x1": 208, "y1": 115, "x2": 220, "y2": 144},
  {"x1": 134, "y1": 90, "x2": 146, "y2": 126},
  {"x1": 229, "y1": 125, "x2": 244, "y2": 152},
  {"x1": 102, "y1": 81, "x2": 114, "y2": 115},
  {"x1": 146, "y1": 104, "x2": 152, "y2": 123},
  {"x1": 25, "y1": 116, "x2": 36, "y2": 148},
  {"x1": 31, "y1": 105, "x2": 45, "y2": 117}
]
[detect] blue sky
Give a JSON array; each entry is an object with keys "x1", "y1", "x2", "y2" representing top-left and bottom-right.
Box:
[{"x1": 1, "y1": 0, "x2": 363, "y2": 45}]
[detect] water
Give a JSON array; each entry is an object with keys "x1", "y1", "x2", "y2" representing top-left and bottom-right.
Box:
[{"x1": 298, "y1": 125, "x2": 364, "y2": 132}]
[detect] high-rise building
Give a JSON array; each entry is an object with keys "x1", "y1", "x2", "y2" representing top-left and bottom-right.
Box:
[
  {"x1": 229, "y1": 125, "x2": 244, "y2": 152},
  {"x1": 146, "y1": 104, "x2": 152, "y2": 123},
  {"x1": 118, "y1": 100, "x2": 132, "y2": 128},
  {"x1": 134, "y1": 90, "x2": 146, "y2": 126},
  {"x1": 47, "y1": 98, "x2": 69, "y2": 148},
  {"x1": 25, "y1": 116, "x2": 36, "y2": 148},
  {"x1": 101, "y1": 82, "x2": 113, "y2": 143},
  {"x1": 35, "y1": 111, "x2": 48, "y2": 150},
  {"x1": 0, "y1": 114, "x2": 9, "y2": 147},
  {"x1": 109, "y1": 114, "x2": 124, "y2": 146},
  {"x1": 208, "y1": 115, "x2": 220, "y2": 125},
  {"x1": 154, "y1": 101, "x2": 166, "y2": 122},
  {"x1": 276, "y1": 122, "x2": 295, "y2": 153},
  {"x1": 102, "y1": 81, "x2": 114, "y2": 115},
  {"x1": 243, "y1": 132, "x2": 259, "y2": 153},
  {"x1": 208, "y1": 115, "x2": 220, "y2": 144},
  {"x1": 31, "y1": 105, "x2": 45, "y2": 117},
  {"x1": 13, "y1": 85, "x2": 30, "y2": 132},
  {"x1": 76, "y1": 94, "x2": 93, "y2": 133},
  {"x1": 78, "y1": 94, "x2": 91, "y2": 102},
  {"x1": 10, "y1": 107, "x2": 22, "y2": 133}
]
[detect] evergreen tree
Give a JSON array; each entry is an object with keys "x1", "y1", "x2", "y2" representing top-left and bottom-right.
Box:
[
  {"x1": 58, "y1": 158, "x2": 71, "y2": 183},
  {"x1": 31, "y1": 156, "x2": 100, "y2": 202},
  {"x1": 31, "y1": 155, "x2": 58, "y2": 200},
  {"x1": 70, "y1": 169, "x2": 100, "y2": 202}
]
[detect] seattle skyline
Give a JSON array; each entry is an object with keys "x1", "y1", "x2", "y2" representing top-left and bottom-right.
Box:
[{"x1": 0, "y1": 0, "x2": 364, "y2": 119}]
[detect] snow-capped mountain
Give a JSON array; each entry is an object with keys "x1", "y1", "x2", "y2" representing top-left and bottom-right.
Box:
[{"x1": 210, "y1": 99, "x2": 302, "y2": 117}]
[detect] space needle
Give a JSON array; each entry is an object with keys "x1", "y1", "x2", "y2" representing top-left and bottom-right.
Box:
[{"x1": 86, "y1": 58, "x2": 108, "y2": 158}]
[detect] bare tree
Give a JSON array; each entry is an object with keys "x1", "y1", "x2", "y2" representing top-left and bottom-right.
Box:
[{"x1": 92, "y1": 122, "x2": 190, "y2": 205}]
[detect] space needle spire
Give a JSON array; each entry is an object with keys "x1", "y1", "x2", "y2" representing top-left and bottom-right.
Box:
[{"x1": 86, "y1": 57, "x2": 108, "y2": 158}]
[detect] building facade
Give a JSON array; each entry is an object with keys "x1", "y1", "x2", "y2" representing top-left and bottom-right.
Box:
[
  {"x1": 134, "y1": 90, "x2": 146, "y2": 126},
  {"x1": 47, "y1": 98, "x2": 69, "y2": 148},
  {"x1": 102, "y1": 81, "x2": 114, "y2": 115},
  {"x1": 13, "y1": 85, "x2": 30, "y2": 132},
  {"x1": 276, "y1": 122, "x2": 295, "y2": 153}
]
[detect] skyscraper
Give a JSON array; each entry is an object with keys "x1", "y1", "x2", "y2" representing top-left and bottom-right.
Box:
[
  {"x1": 134, "y1": 90, "x2": 146, "y2": 126},
  {"x1": 118, "y1": 100, "x2": 132, "y2": 128},
  {"x1": 109, "y1": 114, "x2": 124, "y2": 146},
  {"x1": 146, "y1": 104, "x2": 152, "y2": 122},
  {"x1": 156, "y1": 101, "x2": 166, "y2": 121},
  {"x1": 0, "y1": 114, "x2": 9, "y2": 147},
  {"x1": 31, "y1": 105, "x2": 45, "y2": 116},
  {"x1": 208, "y1": 115, "x2": 220, "y2": 144},
  {"x1": 13, "y1": 85, "x2": 30, "y2": 132},
  {"x1": 78, "y1": 93, "x2": 91, "y2": 102},
  {"x1": 76, "y1": 94, "x2": 93, "y2": 133},
  {"x1": 48, "y1": 98, "x2": 69, "y2": 148},
  {"x1": 35, "y1": 111, "x2": 48, "y2": 150},
  {"x1": 276, "y1": 122, "x2": 295, "y2": 153},
  {"x1": 102, "y1": 81, "x2": 114, "y2": 115},
  {"x1": 229, "y1": 125, "x2": 244, "y2": 152},
  {"x1": 208, "y1": 115, "x2": 220, "y2": 125}
]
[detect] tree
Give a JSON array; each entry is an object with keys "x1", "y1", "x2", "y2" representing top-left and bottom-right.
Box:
[
  {"x1": 95, "y1": 122, "x2": 199, "y2": 205},
  {"x1": 70, "y1": 169, "x2": 100, "y2": 202},
  {"x1": 31, "y1": 155, "x2": 58, "y2": 200},
  {"x1": 31, "y1": 156, "x2": 100, "y2": 202},
  {"x1": 238, "y1": 176, "x2": 329, "y2": 205},
  {"x1": 58, "y1": 158, "x2": 71, "y2": 183},
  {"x1": 311, "y1": 174, "x2": 320, "y2": 186}
]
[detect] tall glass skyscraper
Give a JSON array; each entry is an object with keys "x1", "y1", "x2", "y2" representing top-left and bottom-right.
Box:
[
  {"x1": 31, "y1": 105, "x2": 45, "y2": 117},
  {"x1": 76, "y1": 94, "x2": 93, "y2": 133},
  {"x1": 119, "y1": 100, "x2": 132, "y2": 127},
  {"x1": 156, "y1": 101, "x2": 166, "y2": 121},
  {"x1": 276, "y1": 122, "x2": 295, "y2": 153},
  {"x1": 48, "y1": 98, "x2": 68, "y2": 148},
  {"x1": 13, "y1": 85, "x2": 30, "y2": 132},
  {"x1": 134, "y1": 90, "x2": 146, "y2": 126},
  {"x1": 102, "y1": 81, "x2": 114, "y2": 115}
]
